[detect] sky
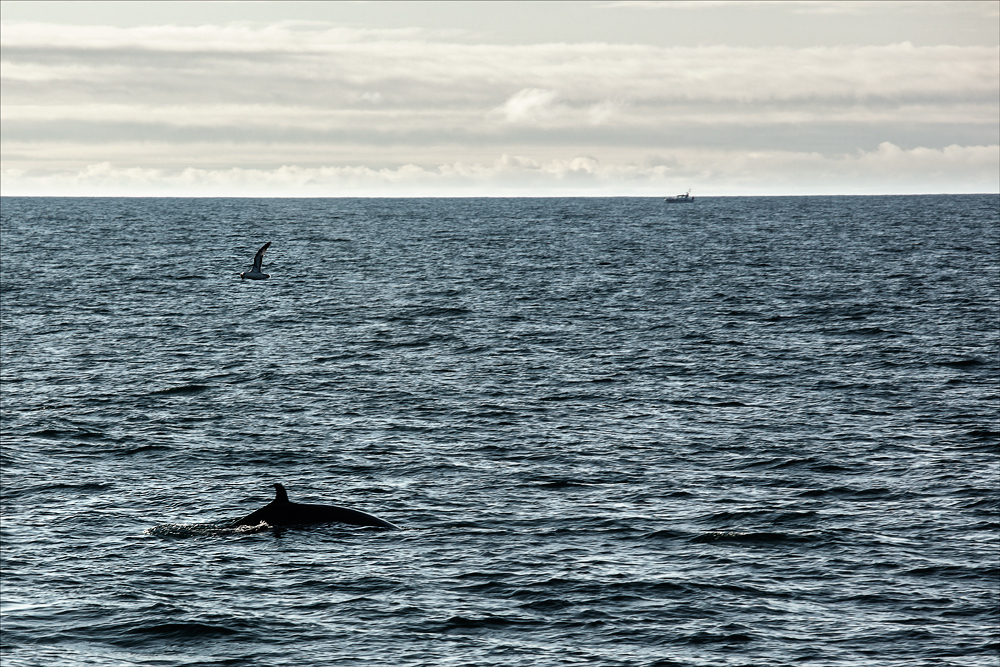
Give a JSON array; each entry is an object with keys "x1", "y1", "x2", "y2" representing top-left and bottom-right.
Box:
[{"x1": 1, "y1": 0, "x2": 998, "y2": 196}]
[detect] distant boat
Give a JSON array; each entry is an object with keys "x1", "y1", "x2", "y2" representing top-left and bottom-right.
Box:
[{"x1": 665, "y1": 190, "x2": 694, "y2": 203}]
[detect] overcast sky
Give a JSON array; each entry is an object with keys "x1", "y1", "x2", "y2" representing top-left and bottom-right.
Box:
[{"x1": 1, "y1": 0, "x2": 997, "y2": 196}]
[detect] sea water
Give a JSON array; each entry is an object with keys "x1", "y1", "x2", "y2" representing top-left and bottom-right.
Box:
[{"x1": 1, "y1": 195, "x2": 998, "y2": 666}]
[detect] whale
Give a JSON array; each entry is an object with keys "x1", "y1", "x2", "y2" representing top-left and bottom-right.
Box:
[{"x1": 231, "y1": 483, "x2": 399, "y2": 530}]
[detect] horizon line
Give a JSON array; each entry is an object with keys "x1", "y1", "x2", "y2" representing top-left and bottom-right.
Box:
[{"x1": 2, "y1": 192, "x2": 998, "y2": 199}]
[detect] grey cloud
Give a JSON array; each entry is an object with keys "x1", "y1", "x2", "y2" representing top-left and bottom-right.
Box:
[
  {"x1": 4, "y1": 31, "x2": 997, "y2": 106},
  {"x1": 4, "y1": 117, "x2": 994, "y2": 156},
  {"x1": 2, "y1": 20, "x2": 997, "y2": 194}
]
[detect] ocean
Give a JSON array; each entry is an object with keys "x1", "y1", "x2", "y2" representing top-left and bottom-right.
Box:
[{"x1": 1, "y1": 195, "x2": 997, "y2": 667}]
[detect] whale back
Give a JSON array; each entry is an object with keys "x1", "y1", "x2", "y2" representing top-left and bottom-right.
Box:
[{"x1": 231, "y1": 483, "x2": 398, "y2": 530}]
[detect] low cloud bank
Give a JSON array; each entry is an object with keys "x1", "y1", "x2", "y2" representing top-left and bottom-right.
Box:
[{"x1": 4, "y1": 143, "x2": 995, "y2": 196}]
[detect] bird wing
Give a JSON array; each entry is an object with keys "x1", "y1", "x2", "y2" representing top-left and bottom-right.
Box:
[{"x1": 253, "y1": 242, "x2": 271, "y2": 271}]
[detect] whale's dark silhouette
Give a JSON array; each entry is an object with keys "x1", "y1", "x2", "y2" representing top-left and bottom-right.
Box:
[{"x1": 231, "y1": 483, "x2": 399, "y2": 530}]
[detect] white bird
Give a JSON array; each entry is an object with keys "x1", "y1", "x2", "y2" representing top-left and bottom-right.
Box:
[{"x1": 240, "y1": 242, "x2": 271, "y2": 280}]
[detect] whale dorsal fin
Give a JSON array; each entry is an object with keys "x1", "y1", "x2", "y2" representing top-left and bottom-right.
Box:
[{"x1": 273, "y1": 483, "x2": 289, "y2": 503}]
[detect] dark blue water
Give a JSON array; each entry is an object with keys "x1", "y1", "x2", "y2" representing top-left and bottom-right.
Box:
[{"x1": 2, "y1": 196, "x2": 998, "y2": 667}]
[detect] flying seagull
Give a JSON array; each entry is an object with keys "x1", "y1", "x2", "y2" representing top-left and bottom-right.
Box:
[{"x1": 240, "y1": 242, "x2": 271, "y2": 280}]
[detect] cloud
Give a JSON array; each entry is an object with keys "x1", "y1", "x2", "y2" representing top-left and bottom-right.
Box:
[
  {"x1": 3, "y1": 23, "x2": 996, "y2": 147},
  {"x1": 3, "y1": 143, "x2": 995, "y2": 197},
  {"x1": 3, "y1": 22, "x2": 996, "y2": 105},
  {"x1": 494, "y1": 89, "x2": 624, "y2": 127},
  {"x1": 1, "y1": 20, "x2": 997, "y2": 194},
  {"x1": 600, "y1": 1, "x2": 999, "y2": 17},
  {"x1": 499, "y1": 88, "x2": 560, "y2": 124}
]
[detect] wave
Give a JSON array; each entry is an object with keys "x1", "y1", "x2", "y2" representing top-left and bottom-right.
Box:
[
  {"x1": 690, "y1": 531, "x2": 812, "y2": 545},
  {"x1": 124, "y1": 621, "x2": 239, "y2": 639},
  {"x1": 418, "y1": 614, "x2": 542, "y2": 633},
  {"x1": 119, "y1": 444, "x2": 173, "y2": 456},
  {"x1": 936, "y1": 358, "x2": 986, "y2": 368},
  {"x1": 1, "y1": 481, "x2": 109, "y2": 499},
  {"x1": 149, "y1": 384, "x2": 211, "y2": 396},
  {"x1": 28, "y1": 428, "x2": 105, "y2": 440},
  {"x1": 143, "y1": 522, "x2": 249, "y2": 538}
]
